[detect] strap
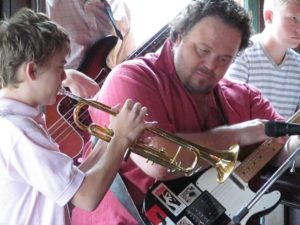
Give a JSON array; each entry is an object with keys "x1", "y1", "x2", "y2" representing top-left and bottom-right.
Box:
[
  {"x1": 110, "y1": 173, "x2": 146, "y2": 225},
  {"x1": 213, "y1": 87, "x2": 228, "y2": 125},
  {"x1": 101, "y1": 0, "x2": 123, "y2": 40}
]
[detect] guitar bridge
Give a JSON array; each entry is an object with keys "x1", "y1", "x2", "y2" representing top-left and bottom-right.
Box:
[{"x1": 186, "y1": 190, "x2": 229, "y2": 225}]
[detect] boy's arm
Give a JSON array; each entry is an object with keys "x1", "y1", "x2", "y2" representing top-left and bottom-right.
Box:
[{"x1": 70, "y1": 99, "x2": 155, "y2": 211}]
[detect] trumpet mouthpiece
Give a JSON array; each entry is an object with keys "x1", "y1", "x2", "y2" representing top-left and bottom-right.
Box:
[
  {"x1": 58, "y1": 88, "x2": 81, "y2": 102},
  {"x1": 57, "y1": 88, "x2": 67, "y2": 96}
]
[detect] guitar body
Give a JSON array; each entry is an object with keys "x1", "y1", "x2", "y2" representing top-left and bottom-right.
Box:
[
  {"x1": 196, "y1": 167, "x2": 281, "y2": 225},
  {"x1": 77, "y1": 35, "x2": 118, "y2": 79},
  {"x1": 45, "y1": 36, "x2": 118, "y2": 159},
  {"x1": 143, "y1": 110, "x2": 300, "y2": 225},
  {"x1": 142, "y1": 169, "x2": 281, "y2": 225},
  {"x1": 143, "y1": 173, "x2": 231, "y2": 225}
]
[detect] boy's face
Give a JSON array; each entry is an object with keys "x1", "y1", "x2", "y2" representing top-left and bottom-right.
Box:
[
  {"x1": 32, "y1": 51, "x2": 67, "y2": 106},
  {"x1": 271, "y1": 2, "x2": 300, "y2": 48}
]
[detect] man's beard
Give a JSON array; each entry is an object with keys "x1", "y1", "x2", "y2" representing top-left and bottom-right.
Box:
[{"x1": 185, "y1": 80, "x2": 213, "y2": 94}]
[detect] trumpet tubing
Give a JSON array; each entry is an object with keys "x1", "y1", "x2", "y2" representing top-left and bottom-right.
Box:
[{"x1": 59, "y1": 88, "x2": 239, "y2": 183}]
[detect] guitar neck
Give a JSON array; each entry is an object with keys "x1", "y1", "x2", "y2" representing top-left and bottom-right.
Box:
[
  {"x1": 235, "y1": 109, "x2": 300, "y2": 183},
  {"x1": 126, "y1": 25, "x2": 170, "y2": 60},
  {"x1": 235, "y1": 140, "x2": 283, "y2": 183}
]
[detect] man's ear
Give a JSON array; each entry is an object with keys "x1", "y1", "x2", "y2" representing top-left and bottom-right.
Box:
[
  {"x1": 25, "y1": 61, "x2": 37, "y2": 80},
  {"x1": 264, "y1": 9, "x2": 273, "y2": 24},
  {"x1": 173, "y1": 35, "x2": 182, "y2": 47}
]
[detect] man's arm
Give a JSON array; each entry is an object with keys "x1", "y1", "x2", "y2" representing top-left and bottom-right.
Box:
[
  {"x1": 272, "y1": 135, "x2": 300, "y2": 167},
  {"x1": 130, "y1": 119, "x2": 269, "y2": 181},
  {"x1": 62, "y1": 69, "x2": 100, "y2": 98}
]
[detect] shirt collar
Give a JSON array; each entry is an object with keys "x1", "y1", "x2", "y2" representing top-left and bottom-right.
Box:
[
  {"x1": 0, "y1": 98, "x2": 45, "y2": 124},
  {"x1": 156, "y1": 39, "x2": 177, "y2": 76}
]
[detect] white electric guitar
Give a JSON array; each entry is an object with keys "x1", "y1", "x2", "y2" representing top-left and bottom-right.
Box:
[
  {"x1": 143, "y1": 110, "x2": 300, "y2": 225},
  {"x1": 196, "y1": 110, "x2": 300, "y2": 224},
  {"x1": 196, "y1": 143, "x2": 282, "y2": 225}
]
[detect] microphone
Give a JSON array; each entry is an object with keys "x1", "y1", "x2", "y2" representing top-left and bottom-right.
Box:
[{"x1": 265, "y1": 121, "x2": 300, "y2": 137}]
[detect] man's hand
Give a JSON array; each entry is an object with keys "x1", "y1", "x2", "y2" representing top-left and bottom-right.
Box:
[
  {"x1": 230, "y1": 119, "x2": 269, "y2": 145},
  {"x1": 62, "y1": 69, "x2": 100, "y2": 98}
]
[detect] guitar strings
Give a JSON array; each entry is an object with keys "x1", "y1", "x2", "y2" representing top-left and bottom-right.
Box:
[
  {"x1": 47, "y1": 103, "x2": 84, "y2": 144},
  {"x1": 49, "y1": 96, "x2": 94, "y2": 136}
]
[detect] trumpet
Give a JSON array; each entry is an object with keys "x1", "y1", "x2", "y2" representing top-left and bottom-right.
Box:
[{"x1": 59, "y1": 88, "x2": 239, "y2": 183}]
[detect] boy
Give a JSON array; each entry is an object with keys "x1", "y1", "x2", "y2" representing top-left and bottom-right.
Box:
[
  {"x1": 226, "y1": 0, "x2": 300, "y2": 224},
  {"x1": 0, "y1": 8, "x2": 153, "y2": 225},
  {"x1": 226, "y1": 0, "x2": 300, "y2": 119}
]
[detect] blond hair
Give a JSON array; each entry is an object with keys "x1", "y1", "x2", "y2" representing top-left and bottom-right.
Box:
[
  {"x1": 264, "y1": 0, "x2": 300, "y2": 12},
  {"x1": 0, "y1": 8, "x2": 70, "y2": 88}
]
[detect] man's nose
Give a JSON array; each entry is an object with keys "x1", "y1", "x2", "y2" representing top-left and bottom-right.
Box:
[{"x1": 203, "y1": 55, "x2": 218, "y2": 71}]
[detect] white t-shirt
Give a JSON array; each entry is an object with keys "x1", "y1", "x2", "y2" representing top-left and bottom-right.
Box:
[
  {"x1": 226, "y1": 34, "x2": 300, "y2": 119},
  {"x1": 0, "y1": 99, "x2": 85, "y2": 225}
]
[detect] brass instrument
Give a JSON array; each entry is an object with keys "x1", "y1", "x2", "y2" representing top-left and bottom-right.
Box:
[{"x1": 59, "y1": 89, "x2": 239, "y2": 183}]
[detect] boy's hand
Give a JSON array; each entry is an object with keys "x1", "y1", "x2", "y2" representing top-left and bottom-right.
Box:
[{"x1": 109, "y1": 99, "x2": 157, "y2": 147}]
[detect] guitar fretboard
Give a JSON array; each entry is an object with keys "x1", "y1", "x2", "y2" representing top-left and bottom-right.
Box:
[{"x1": 235, "y1": 109, "x2": 300, "y2": 183}]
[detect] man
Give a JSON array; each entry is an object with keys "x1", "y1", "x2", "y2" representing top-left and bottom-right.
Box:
[{"x1": 72, "y1": 0, "x2": 300, "y2": 224}]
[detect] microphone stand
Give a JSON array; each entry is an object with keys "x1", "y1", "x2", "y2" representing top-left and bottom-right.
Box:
[{"x1": 232, "y1": 146, "x2": 300, "y2": 225}]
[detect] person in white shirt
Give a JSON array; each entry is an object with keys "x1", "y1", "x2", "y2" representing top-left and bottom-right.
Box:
[
  {"x1": 46, "y1": 0, "x2": 136, "y2": 108},
  {"x1": 226, "y1": 0, "x2": 300, "y2": 224},
  {"x1": 226, "y1": 0, "x2": 300, "y2": 120},
  {"x1": 0, "y1": 8, "x2": 153, "y2": 225},
  {"x1": 46, "y1": 0, "x2": 136, "y2": 70}
]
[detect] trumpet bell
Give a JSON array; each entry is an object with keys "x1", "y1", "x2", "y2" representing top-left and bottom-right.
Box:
[{"x1": 215, "y1": 144, "x2": 239, "y2": 183}]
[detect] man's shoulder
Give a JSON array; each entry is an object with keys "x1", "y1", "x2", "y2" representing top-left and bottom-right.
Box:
[
  {"x1": 218, "y1": 78, "x2": 261, "y2": 94},
  {"x1": 109, "y1": 53, "x2": 161, "y2": 78}
]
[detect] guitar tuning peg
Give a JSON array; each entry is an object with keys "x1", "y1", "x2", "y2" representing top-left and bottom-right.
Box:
[{"x1": 290, "y1": 160, "x2": 296, "y2": 173}]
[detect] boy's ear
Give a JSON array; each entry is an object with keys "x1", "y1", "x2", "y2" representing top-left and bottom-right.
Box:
[
  {"x1": 25, "y1": 61, "x2": 38, "y2": 80},
  {"x1": 264, "y1": 9, "x2": 273, "y2": 24}
]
